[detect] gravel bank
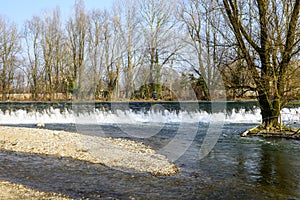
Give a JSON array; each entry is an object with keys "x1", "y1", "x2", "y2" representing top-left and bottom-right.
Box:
[
  {"x1": 0, "y1": 126, "x2": 178, "y2": 175},
  {"x1": 0, "y1": 126, "x2": 178, "y2": 199},
  {"x1": 0, "y1": 180, "x2": 70, "y2": 200}
]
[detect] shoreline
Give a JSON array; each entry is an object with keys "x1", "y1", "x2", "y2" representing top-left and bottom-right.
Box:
[
  {"x1": 0, "y1": 180, "x2": 70, "y2": 200},
  {"x1": 0, "y1": 126, "x2": 178, "y2": 175},
  {"x1": 0, "y1": 126, "x2": 178, "y2": 199}
]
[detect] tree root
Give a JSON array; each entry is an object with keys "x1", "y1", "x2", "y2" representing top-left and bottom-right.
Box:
[{"x1": 240, "y1": 125, "x2": 300, "y2": 140}]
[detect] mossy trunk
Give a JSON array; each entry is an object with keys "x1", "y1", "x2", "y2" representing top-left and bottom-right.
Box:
[{"x1": 258, "y1": 94, "x2": 281, "y2": 129}]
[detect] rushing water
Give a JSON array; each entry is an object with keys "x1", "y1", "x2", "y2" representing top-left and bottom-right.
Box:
[{"x1": 0, "y1": 101, "x2": 299, "y2": 199}]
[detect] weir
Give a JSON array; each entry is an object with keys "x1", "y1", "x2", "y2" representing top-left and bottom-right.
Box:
[{"x1": 0, "y1": 101, "x2": 298, "y2": 125}]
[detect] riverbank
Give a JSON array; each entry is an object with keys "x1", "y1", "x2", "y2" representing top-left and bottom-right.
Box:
[
  {"x1": 0, "y1": 180, "x2": 70, "y2": 200},
  {"x1": 0, "y1": 126, "x2": 179, "y2": 198},
  {"x1": 0, "y1": 126, "x2": 178, "y2": 175}
]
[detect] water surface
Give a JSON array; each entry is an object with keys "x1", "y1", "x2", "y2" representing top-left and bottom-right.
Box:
[{"x1": 0, "y1": 102, "x2": 299, "y2": 199}]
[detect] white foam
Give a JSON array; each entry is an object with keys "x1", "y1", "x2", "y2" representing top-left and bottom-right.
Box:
[
  {"x1": 0, "y1": 108, "x2": 75, "y2": 124},
  {"x1": 0, "y1": 106, "x2": 298, "y2": 125},
  {"x1": 281, "y1": 107, "x2": 300, "y2": 124}
]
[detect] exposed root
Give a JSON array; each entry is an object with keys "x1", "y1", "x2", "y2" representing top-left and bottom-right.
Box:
[{"x1": 240, "y1": 125, "x2": 300, "y2": 140}]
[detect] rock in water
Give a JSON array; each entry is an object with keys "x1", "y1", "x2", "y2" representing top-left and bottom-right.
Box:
[{"x1": 36, "y1": 123, "x2": 45, "y2": 128}]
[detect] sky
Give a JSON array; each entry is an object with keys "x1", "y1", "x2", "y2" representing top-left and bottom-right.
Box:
[{"x1": 0, "y1": 0, "x2": 113, "y2": 26}]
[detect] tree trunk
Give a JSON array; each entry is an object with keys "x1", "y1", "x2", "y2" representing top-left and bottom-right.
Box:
[
  {"x1": 149, "y1": 47, "x2": 155, "y2": 99},
  {"x1": 1, "y1": 65, "x2": 7, "y2": 101},
  {"x1": 258, "y1": 92, "x2": 281, "y2": 129}
]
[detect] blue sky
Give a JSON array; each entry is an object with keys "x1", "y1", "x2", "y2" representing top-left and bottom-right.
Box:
[{"x1": 0, "y1": 0, "x2": 113, "y2": 26}]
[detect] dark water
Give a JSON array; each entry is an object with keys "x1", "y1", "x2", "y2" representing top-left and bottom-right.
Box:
[{"x1": 0, "y1": 102, "x2": 299, "y2": 199}]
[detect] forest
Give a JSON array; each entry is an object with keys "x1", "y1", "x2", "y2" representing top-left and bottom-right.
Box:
[{"x1": 0, "y1": 0, "x2": 299, "y2": 104}]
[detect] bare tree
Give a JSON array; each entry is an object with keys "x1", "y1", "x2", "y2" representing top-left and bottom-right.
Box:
[
  {"x1": 66, "y1": 0, "x2": 88, "y2": 98},
  {"x1": 112, "y1": 0, "x2": 141, "y2": 99},
  {"x1": 86, "y1": 8, "x2": 121, "y2": 100},
  {"x1": 179, "y1": 0, "x2": 227, "y2": 100},
  {"x1": 86, "y1": 9, "x2": 106, "y2": 99},
  {"x1": 102, "y1": 10, "x2": 121, "y2": 100},
  {"x1": 40, "y1": 7, "x2": 65, "y2": 100},
  {"x1": 221, "y1": 0, "x2": 300, "y2": 129},
  {"x1": 0, "y1": 17, "x2": 21, "y2": 100},
  {"x1": 138, "y1": 0, "x2": 181, "y2": 99},
  {"x1": 24, "y1": 16, "x2": 43, "y2": 100}
]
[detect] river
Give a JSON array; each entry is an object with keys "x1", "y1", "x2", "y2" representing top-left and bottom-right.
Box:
[{"x1": 0, "y1": 101, "x2": 299, "y2": 199}]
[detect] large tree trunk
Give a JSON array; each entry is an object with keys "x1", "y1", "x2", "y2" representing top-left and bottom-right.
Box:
[{"x1": 258, "y1": 93, "x2": 281, "y2": 129}]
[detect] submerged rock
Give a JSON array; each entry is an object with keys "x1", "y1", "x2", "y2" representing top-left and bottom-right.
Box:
[{"x1": 36, "y1": 123, "x2": 45, "y2": 128}]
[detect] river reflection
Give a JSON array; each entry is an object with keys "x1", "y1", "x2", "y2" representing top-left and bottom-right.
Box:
[
  {"x1": 200, "y1": 125, "x2": 300, "y2": 199},
  {"x1": 256, "y1": 141, "x2": 300, "y2": 198}
]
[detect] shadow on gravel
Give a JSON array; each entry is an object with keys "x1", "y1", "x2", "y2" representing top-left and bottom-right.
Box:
[{"x1": 0, "y1": 150, "x2": 211, "y2": 199}]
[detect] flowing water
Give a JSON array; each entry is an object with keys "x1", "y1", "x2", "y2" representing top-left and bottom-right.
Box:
[{"x1": 0, "y1": 101, "x2": 299, "y2": 199}]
